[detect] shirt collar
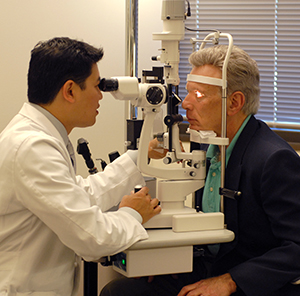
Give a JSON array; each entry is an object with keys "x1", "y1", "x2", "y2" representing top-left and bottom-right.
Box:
[
  {"x1": 30, "y1": 103, "x2": 69, "y2": 146},
  {"x1": 207, "y1": 114, "x2": 251, "y2": 166}
]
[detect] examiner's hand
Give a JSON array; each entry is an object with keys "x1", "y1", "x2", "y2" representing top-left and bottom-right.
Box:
[
  {"x1": 148, "y1": 138, "x2": 185, "y2": 160},
  {"x1": 148, "y1": 138, "x2": 168, "y2": 159},
  {"x1": 119, "y1": 186, "x2": 161, "y2": 224}
]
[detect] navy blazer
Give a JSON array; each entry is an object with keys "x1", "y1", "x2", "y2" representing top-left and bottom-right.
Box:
[{"x1": 199, "y1": 116, "x2": 300, "y2": 296}]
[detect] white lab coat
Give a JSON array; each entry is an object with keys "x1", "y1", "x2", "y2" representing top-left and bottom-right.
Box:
[{"x1": 0, "y1": 103, "x2": 148, "y2": 296}]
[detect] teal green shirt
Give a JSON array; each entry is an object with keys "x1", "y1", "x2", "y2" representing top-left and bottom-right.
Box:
[{"x1": 202, "y1": 115, "x2": 251, "y2": 213}]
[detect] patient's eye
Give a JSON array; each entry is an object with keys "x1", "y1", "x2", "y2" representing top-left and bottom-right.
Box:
[{"x1": 195, "y1": 90, "x2": 205, "y2": 100}]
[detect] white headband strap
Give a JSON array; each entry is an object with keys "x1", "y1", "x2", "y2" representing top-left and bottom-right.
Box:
[{"x1": 187, "y1": 74, "x2": 225, "y2": 87}]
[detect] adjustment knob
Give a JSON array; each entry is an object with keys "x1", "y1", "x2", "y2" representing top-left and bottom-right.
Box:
[
  {"x1": 189, "y1": 171, "x2": 196, "y2": 177},
  {"x1": 163, "y1": 157, "x2": 172, "y2": 164},
  {"x1": 194, "y1": 163, "x2": 200, "y2": 169}
]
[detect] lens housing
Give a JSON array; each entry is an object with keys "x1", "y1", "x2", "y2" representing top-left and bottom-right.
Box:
[{"x1": 99, "y1": 78, "x2": 119, "y2": 92}]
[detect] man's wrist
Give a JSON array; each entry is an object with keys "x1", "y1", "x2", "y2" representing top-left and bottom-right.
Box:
[
  {"x1": 119, "y1": 206, "x2": 143, "y2": 224},
  {"x1": 225, "y1": 273, "x2": 237, "y2": 294}
]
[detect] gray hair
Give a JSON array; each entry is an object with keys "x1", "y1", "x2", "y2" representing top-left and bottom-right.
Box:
[{"x1": 189, "y1": 45, "x2": 260, "y2": 115}]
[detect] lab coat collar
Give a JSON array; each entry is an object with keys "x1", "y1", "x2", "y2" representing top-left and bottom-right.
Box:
[
  {"x1": 29, "y1": 103, "x2": 69, "y2": 147},
  {"x1": 19, "y1": 102, "x2": 65, "y2": 146},
  {"x1": 18, "y1": 102, "x2": 76, "y2": 179}
]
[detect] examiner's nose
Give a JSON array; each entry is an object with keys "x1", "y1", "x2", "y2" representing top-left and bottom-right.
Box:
[{"x1": 99, "y1": 90, "x2": 103, "y2": 101}]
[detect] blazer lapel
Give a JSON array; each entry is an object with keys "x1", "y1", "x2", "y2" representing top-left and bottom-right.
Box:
[{"x1": 218, "y1": 116, "x2": 259, "y2": 258}]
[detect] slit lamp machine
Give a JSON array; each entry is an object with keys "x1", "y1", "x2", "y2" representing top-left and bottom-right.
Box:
[{"x1": 99, "y1": 0, "x2": 235, "y2": 277}]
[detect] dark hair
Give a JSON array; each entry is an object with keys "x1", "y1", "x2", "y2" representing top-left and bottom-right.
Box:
[{"x1": 27, "y1": 37, "x2": 104, "y2": 104}]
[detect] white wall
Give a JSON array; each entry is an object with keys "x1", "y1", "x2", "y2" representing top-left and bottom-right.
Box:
[
  {"x1": 0, "y1": 0, "x2": 163, "y2": 174},
  {"x1": 0, "y1": 0, "x2": 163, "y2": 294},
  {"x1": 138, "y1": 1, "x2": 163, "y2": 75},
  {"x1": 1, "y1": 0, "x2": 129, "y2": 178}
]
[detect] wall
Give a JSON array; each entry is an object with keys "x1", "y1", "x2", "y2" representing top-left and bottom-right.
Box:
[
  {"x1": 1, "y1": 0, "x2": 129, "y2": 177},
  {"x1": 0, "y1": 0, "x2": 163, "y2": 294},
  {"x1": 0, "y1": 0, "x2": 163, "y2": 174}
]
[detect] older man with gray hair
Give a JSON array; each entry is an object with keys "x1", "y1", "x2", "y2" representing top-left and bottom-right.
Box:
[{"x1": 101, "y1": 45, "x2": 300, "y2": 296}]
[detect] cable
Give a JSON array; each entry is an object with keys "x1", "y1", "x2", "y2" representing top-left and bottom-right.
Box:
[
  {"x1": 185, "y1": 27, "x2": 220, "y2": 33},
  {"x1": 186, "y1": 0, "x2": 191, "y2": 17}
]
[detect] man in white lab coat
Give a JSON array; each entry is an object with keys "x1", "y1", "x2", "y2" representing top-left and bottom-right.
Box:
[{"x1": 0, "y1": 37, "x2": 161, "y2": 296}]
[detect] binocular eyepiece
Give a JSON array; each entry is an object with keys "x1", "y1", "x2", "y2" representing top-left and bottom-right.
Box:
[{"x1": 98, "y1": 78, "x2": 119, "y2": 92}]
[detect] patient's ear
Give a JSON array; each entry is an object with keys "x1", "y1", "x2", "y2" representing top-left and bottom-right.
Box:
[
  {"x1": 62, "y1": 80, "x2": 76, "y2": 104},
  {"x1": 227, "y1": 91, "x2": 245, "y2": 116}
]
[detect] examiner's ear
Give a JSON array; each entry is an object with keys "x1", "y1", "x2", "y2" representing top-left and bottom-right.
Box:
[
  {"x1": 227, "y1": 91, "x2": 245, "y2": 116},
  {"x1": 62, "y1": 80, "x2": 76, "y2": 103}
]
